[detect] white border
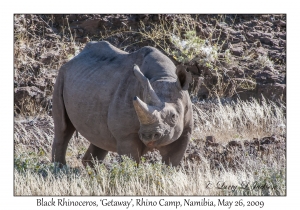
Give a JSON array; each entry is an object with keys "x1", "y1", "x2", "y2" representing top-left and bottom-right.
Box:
[{"x1": 4, "y1": 1, "x2": 298, "y2": 209}]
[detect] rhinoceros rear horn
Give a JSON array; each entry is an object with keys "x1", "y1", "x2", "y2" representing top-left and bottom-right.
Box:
[
  {"x1": 133, "y1": 64, "x2": 163, "y2": 107},
  {"x1": 133, "y1": 96, "x2": 157, "y2": 125}
]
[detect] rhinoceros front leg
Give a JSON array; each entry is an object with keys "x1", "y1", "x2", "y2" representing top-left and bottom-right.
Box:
[
  {"x1": 82, "y1": 144, "x2": 108, "y2": 168},
  {"x1": 159, "y1": 132, "x2": 191, "y2": 166},
  {"x1": 117, "y1": 133, "x2": 145, "y2": 164}
]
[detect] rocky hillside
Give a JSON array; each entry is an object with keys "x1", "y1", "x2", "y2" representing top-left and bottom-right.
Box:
[{"x1": 14, "y1": 14, "x2": 286, "y2": 116}]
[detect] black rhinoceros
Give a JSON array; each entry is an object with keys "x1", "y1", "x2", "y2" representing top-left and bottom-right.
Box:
[{"x1": 52, "y1": 41, "x2": 193, "y2": 167}]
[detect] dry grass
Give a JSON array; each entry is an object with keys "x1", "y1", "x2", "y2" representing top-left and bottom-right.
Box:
[
  {"x1": 14, "y1": 100, "x2": 286, "y2": 196},
  {"x1": 14, "y1": 158, "x2": 285, "y2": 196},
  {"x1": 192, "y1": 98, "x2": 286, "y2": 142}
]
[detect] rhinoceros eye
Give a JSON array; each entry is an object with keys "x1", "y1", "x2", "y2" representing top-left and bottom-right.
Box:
[{"x1": 170, "y1": 112, "x2": 178, "y2": 125}]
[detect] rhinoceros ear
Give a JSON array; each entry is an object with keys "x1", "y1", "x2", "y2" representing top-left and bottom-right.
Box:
[{"x1": 176, "y1": 65, "x2": 192, "y2": 90}]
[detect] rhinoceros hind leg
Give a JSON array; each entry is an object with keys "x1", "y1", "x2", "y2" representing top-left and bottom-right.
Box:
[
  {"x1": 51, "y1": 113, "x2": 75, "y2": 167},
  {"x1": 52, "y1": 69, "x2": 76, "y2": 167},
  {"x1": 82, "y1": 144, "x2": 108, "y2": 168}
]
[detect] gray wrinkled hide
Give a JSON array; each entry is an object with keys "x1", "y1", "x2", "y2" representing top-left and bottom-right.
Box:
[{"x1": 52, "y1": 41, "x2": 193, "y2": 167}]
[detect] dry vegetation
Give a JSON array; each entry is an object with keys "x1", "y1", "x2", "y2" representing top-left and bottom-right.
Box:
[
  {"x1": 14, "y1": 99, "x2": 286, "y2": 195},
  {"x1": 14, "y1": 14, "x2": 286, "y2": 196},
  {"x1": 192, "y1": 98, "x2": 285, "y2": 142}
]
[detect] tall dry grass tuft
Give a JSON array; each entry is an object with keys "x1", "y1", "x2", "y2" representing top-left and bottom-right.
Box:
[{"x1": 192, "y1": 98, "x2": 286, "y2": 142}]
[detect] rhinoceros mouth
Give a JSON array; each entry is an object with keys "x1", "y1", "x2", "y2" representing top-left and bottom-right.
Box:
[
  {"x1": 146, "y1": 141, "x2": 155, "y2": 148},
  {"x1": 140, "y1": 134, "x2": 172, "y2": 148}
]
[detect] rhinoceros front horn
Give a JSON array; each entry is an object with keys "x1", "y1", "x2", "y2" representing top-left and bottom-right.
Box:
[
  {"x1": 133, "y1": 96, "x2": 157, "y2": 125},
  {"x1": 133, "y1": 64, "x2": 163, "y2": 125}
]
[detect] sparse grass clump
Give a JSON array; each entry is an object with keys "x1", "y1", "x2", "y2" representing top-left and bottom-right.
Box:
[{"x1": 257, "y1": 55, "x2": 274, "y2": 69}]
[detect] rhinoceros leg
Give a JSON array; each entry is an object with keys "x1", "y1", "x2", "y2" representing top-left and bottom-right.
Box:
[
  {"x1": 52, "y1": 69, "x2": 76, "y2": 166},
  {"x1": 52, "y1": 124, "x2": 75, "y2": 166},
  {"x1": 159, "y1": 133, "x2": 191, "y2": 166},
  {"x1": 117, "y1": 133, "x2": 145, "y2": 164},
  {"x1": 82, "y1": 144, "x2": 108, "y2": 167}
]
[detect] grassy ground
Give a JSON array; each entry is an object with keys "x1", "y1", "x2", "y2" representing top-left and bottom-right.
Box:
[
  {"x1": 14, "y1": 99, "x2": 286, "y2": 196},
  {"x1": 14, "y1": 158, "x2": 285, "y2": 196}
]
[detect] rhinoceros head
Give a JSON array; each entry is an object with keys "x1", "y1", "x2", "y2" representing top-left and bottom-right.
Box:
[{"x1": 133, "y1": 64, "x2": 192, "y2": 148}]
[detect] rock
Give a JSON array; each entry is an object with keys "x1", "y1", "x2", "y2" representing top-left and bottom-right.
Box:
[
  {"x1": 14, "y1": 86, "x2": 44, "y2": 101},
  {"x1": 260, "y1": 36, "x2": 274, "y2": 45},
  {"x1": 70, "y1": 19, "x2": 101, "y2": 35},
  {"x1": 259, "y1": 145, "x2": 268, "y2": 152},
  {"x1": 263, "y1": 66, "x2": 272, "y2": 71},
  {"x1": 206, "y1": 141, "x2": 219, "y2": 147},
  {"x1": 40, "y1": 51, "x2": 58, "y2": 65},
  {"x1": 263, "y1": 21, "x2": 273, "y2": 27},
  {"x1": 276, "y1": 32, "x2": 286, "y2": 40},
  {"x1": 14, "y1": 86, "x2": 45, "y2": 112},
  {"x1": 260, "y1": 137, "x2": 272, "y2": 145},
  {"x1": 29, "y1": 78, "x2": 47, "y2": 91},
  {"x1": 226, "y1": 70, "x2": 235, "y2": 77},
  {"x1": 279, "y1": 39, "x2": 286, "y2": 47},
  {"x1": 255, "y1": 41, "x2": 262, "y2": 47},
  {"x1": 256, "y1": 71, "x2": 278, "y2": 84},
  {"x1": 228, "y1": 140, "x2": 241, "y2": 147},
  {"x1": 206, "y1": 136, "x2": 216, "y2": 143},
  {"x1": 227, "y1": 28, "x2": 242, "y2": 36},
  {"x1": 257, "y1": 83, "x2": 286, "y2": 101},
  {"x1": 274, "y1": 20, "x2": 286, "y2": 27},
  {"x1": 231, "y1": 46, "x2": 244, "y2": 56},
  {"x1": 243, "y1": 140, "x2": 250, "y2": 146},
  {"x1": 268, "y1": 50, "x2": 286, "y2": 63},
  {"x1": 253, "y1": 139, "x2": 260, "y2": 146},
  {"x1": 255, "y1": 47, "x2": 268, "y2": 56}
]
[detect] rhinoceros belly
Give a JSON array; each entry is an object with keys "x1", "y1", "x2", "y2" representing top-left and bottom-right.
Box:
[{"x1": 63, "y1": 66, "x2": 119, "y2": 152}]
